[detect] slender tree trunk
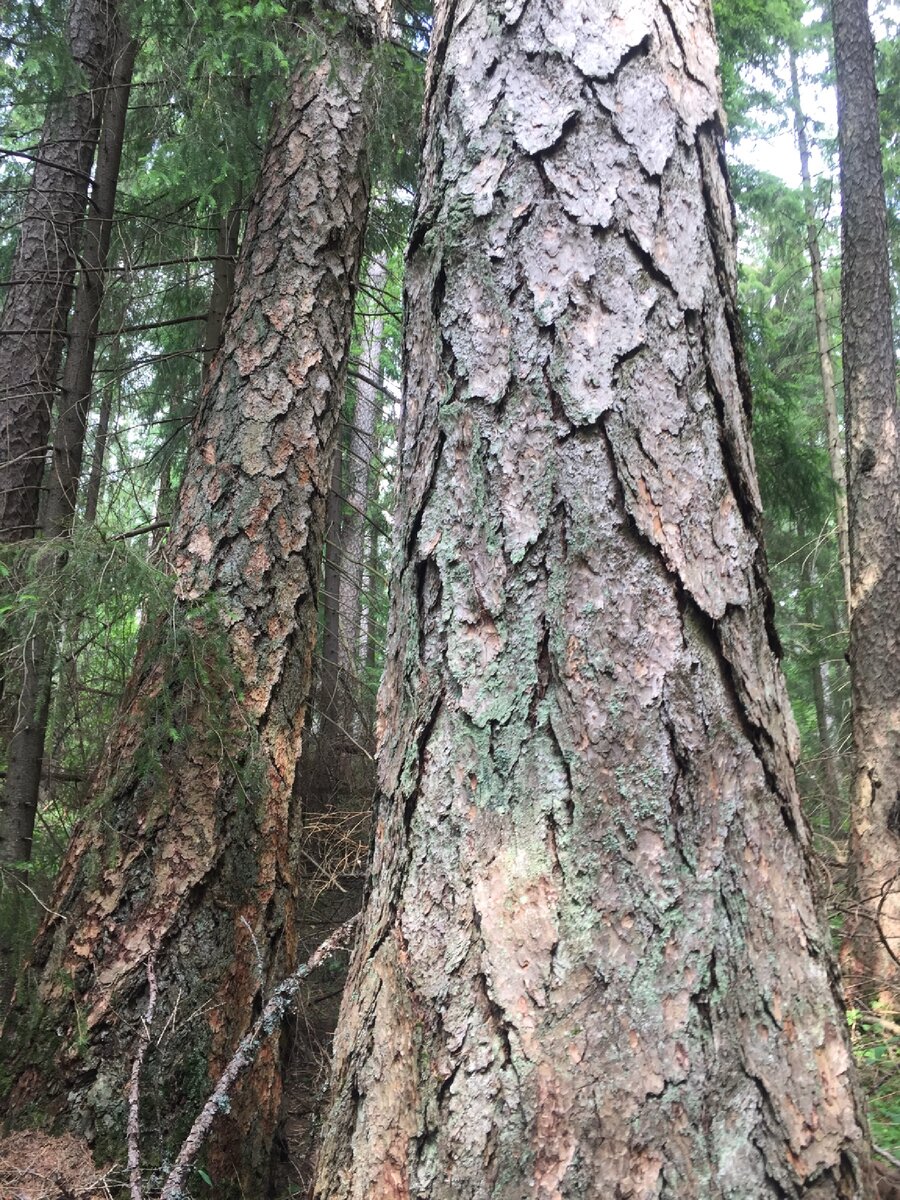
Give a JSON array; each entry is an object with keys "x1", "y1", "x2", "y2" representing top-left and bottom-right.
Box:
[
  {"x1": 82, "y1": 382, "x2": 112, "y2": 526},
  {"x1": 361, "y1": 375, "x2": 386, "y2": 729},
  {"x1": 319, "y1": 443, "x2": 345, "y2": 740},
  {"x1": 0, "y1": 7, "x2": 384, "y2": 1189},
  {"x1": 0, "y1": 21, "x2": 135, "y2": 1011},
  {"x1": 789, "y1": 49, "x2": 852, "y2": 620},
  {"x1": 803, "y1": 562, "x2": 845, "y2": 834},
  {"x1": 832, "y1": 0, "x2": 900, "y2": 1005},
  {"x1": 203, "y1": 196, "x2": 242, "y2": 371},
  {"x1": 45, "y1": 30, "x2": 137, "y2": 537},
  {"x1": 0, "y1": 0, "x2": 118, "y2": 545},
  {"x1": 339, "y1": 256, "x2": 387, "y2": 729},
  {"x1": 314, "y1": 4, "x2": 871, "y2": 1197}
]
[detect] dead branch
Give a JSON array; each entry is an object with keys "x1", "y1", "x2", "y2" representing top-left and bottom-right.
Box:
[{"x1": 153, "y1": 915, "x2": 359, "y2": 1200}]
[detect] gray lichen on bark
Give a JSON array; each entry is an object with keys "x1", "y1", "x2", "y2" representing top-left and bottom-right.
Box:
[{"x1": 313, "y1": 3, "x2": 871, "y2": 1198}]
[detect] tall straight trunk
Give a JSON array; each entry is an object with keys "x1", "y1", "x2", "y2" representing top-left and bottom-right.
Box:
[
  {"x1": 0, "y1": 7, "x2": 383, "y2": 1188},
  {"x1": 314, "y1": 3, "x2": 871, "y2": 1197},
  {"x1": 339, "y1": 256, "x2": 387, "y2": 716},
  {"x1": 82, "y1": 382, "x2": 112, "y2": 526},
  {"x1": 319, "y1": 443, "x2": 345, "y2": 738},
  {"x1": 202, "y1": 196, "x2": 242, "y2": 371},
  {"x1": 45, "y1": 29, "x2": 137, "y2": 537},
  {"x1": 0, "y1": 22, "x2": 135, "y2": 1010},
  {"x1": 803, "y1": 561, "x2": 845, "y2": 834},
  {"x1": 0, "y1": 0, "x2": 117, "y2": 544},
  {"x1": 789, "y1": 49, "x2": 852, "y2": 619},
  {"x1": 832, "y1": 0, "x2": 900, "y2": 1003}
]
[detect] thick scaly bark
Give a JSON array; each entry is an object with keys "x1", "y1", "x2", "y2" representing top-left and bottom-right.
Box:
[
  {"x1": 832, "y1": 0, "x2": 900, "y2": 1003},
  {"x1": 0, "y1": 8, "x2": 382, "y2": 1187},
  {"x1": 789, "y1": 49, "x2": 852, "y2": 620},
  {"x1": 0, "y1": 0, "x2": 117, "y2": 544},
  {"x1": 314, "y1": 4, "x2": 871, "y2": 1197}
]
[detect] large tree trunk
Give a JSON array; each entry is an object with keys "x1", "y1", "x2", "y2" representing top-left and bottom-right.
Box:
[
  {"x1": 313, "y1": 4, "x2": 871, "y2": 1197},
  {"x1": 832, "y1": 0, "x2": 900, "y2": 1004},
  {"x1": 0, "y1": 7, "x2": 383, "y2": 1189},
  {"x1": 789, "y1": 48, "x2": 852, "y2": 620},
  {"x1": 0, "y1": 0, "x2": 118, "y2": 545}
]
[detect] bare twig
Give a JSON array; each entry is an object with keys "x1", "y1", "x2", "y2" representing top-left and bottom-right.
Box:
[
  {"x1": 128, "y1": 948, "x2": 159, "y2": 1200},
  {"x1": 157, "y1": 915, "x2": 358, "y2": 1200},
  {"x1": 874, "y1": 1143, "x2": 900, "y2": 1170}
]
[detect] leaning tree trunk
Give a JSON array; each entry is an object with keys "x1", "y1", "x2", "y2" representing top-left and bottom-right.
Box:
[
  {"x1": 0, "y1": 6, "x2": 383, "y2": 1189},
  {"x1": 0, "y1": 0, "x2": 117, "y2": 545},
  {"x1": 313, "y1": 3, "x2": 871, "y2": 1197},
  {"x1": 832, "y1": 0, "x2": 900, "y2": 1005}
]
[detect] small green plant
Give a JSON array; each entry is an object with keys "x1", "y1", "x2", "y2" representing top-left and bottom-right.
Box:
[{"x1": 847, "y1": 1003, "x2": 900, "y2": 1153}]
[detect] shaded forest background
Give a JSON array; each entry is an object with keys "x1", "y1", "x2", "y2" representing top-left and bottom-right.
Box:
[{"x1": 0, "y1": 0, "x2": 898, "y2": 1190}]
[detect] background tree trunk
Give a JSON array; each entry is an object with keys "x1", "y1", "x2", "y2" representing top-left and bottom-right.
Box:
[
  {"x1": 832, "y1": 0, "x2": 900, "y2": 1004},
  {"x1": 0, "y1": 0, "x2": 118, "y2": 545},
  {"x1": 0, "y1": 8, "x2": 382, "y2": 1188},
  {"x1": 339, "y1": 256, "x2": 387, "y2": 732},
  {"x1": 0, "y1": 20, "x2": 136, "y2": 1011},
  {"x1": 202, "y1": 196, "x2": 242, "y2": 372},
  {"x1": 319, "y1": 443, "x2": 346, "y2": 742},
  {"x1": 314, "y1": 3, "x2": 871, "y2": 1197},
  {"x1": 789, "y1": 48, "x2": 852, "y2": 619}
]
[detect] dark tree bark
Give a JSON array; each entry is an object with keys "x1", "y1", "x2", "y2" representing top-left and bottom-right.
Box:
[
  {"x1": 832, "y1": 0, "x2": 900, "y2": 1003},
  {"x1": 0, "y1": 6, "x2": 384, "y2": 1189},
  {"x1": 202, "y1": 197, "x2": 242, "y2": 372},
  {"x1": 0, "y1": 0, "x2": 118, "y2": 545},
  {"x1": 0, "y1": 21, "x2": 136, "y2": 1011},
  {"x1": 45, "y1": 30, "x2": 138, "y2": 538},
  {"x1": 313, "y1": 3, "x2": 871, "y2": 1197}
]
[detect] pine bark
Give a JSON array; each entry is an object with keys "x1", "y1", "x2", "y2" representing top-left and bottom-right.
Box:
[
  {"x1": 0, "y1": 8, "x2": 381, "y2": 1187},
  {"x1": 832, "y1": 0, "x2": 900, "y2": 1002},
  {"x1": 314, "y1": 3, "x2": 871, "y2": 1197},
  {"x1": 789, "y1": 49, "x2": 852, "y2": 620},
  {"x1": 0, "y1": 0, "x2": 117, "y2": 544}
]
